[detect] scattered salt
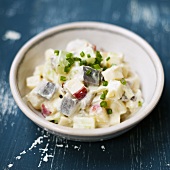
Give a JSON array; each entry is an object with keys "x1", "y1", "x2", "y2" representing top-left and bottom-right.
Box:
[
  {"x1": 2, "y1": 30, "x2": 21, "y2": 40},
  {"x1": 29, "y1": 136, "x2": 43, "y2": 150},
  {"x1": 43, "y1": 153, "x2": 53, "y2": 162},
  {"x1": 16, "y1": 156, "x2": 21, "y2": 160},
  {"x1": 8, "y1": 164, "x2": 13, "y2": 168},
  {"x1": 56, "y1": 144, "x2": 63, "y2": 147},
  {"x1": 101, "y1": 145, "x2": 105, "y2": 151},
  {"x1": 20, "y1": 150, "x2": 26, "y2": 155}
]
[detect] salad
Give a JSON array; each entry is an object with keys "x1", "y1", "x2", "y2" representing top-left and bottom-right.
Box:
[{"x1": 25, "y1": 39, "x2": 143, "y2": 129}]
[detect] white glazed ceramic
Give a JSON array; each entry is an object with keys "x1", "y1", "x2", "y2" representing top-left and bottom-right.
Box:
[{"x1": 10, "y1": 22, "x2": 164, "y2": 142}]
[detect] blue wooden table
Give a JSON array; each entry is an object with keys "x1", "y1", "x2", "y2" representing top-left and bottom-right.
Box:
[{"x1": 0, "y1": 0, "x2": 170, "y2": 169}]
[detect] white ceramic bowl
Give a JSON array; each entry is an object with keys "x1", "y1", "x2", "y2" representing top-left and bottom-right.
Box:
[{"x1": 10, "y1": 22, "x2": 164, "y2": 142}]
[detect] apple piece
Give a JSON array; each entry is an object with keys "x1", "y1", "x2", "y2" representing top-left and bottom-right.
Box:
[
  {"x1": 73, "y1": 87, "x2": 87, "y2": 100},
  {"x1": 41, "y1": 104, "x2": 51, "y2": 117}
]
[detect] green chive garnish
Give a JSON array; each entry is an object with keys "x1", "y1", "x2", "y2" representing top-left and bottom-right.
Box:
[
  {"x1": 66, "y1": 53, "x2": 73, "y2": 59},
  {"x1": 107, "y1": 108, "x2": 112, "y2": 114},
  {"x1": 80, "y1": 60, "x2": 87, "y2": 66},
  {"x1": 138, "y1": 101, "x2": 142, "y2": 107},
  {"x1": 74, "y1": 57, "x2": 81, "y2": 62},
  {"x1": 87, "y1": 54, "x2": 91, "y2": 58},
  {"x1": 106, "y1": 57, "x2": 110, "y2": 61},
  {"x1": 64, "y1": 66, "x2": 71, "y2": 73},
  {"x1": 100, "y1": 101, "x2": 107, "y2": 108},
  {"x1": 86, "y1": 70, "x2": 91, "y2": 76},
  {"x1": 100, "y1": 93, "x2": 106, "y2": 100},
  {"x1": 80, "y1": 51, "x2": 85, "y2": 57},
  {"x1": 103, "y1": 90, "x2": 108, "y2": 95},
  {"x1": 120, "y1": 78, "x2": 126, "y2": 85},
  {"x1": 60, "y1": 76, "x2": 66, "y2": 81},
  {"x1": 102, "y1": 81, "x2": 108, "y2": 86},
  {"x1": 66, "y1": 58, "x2": 74, "y2": 66},
  {"x1": 54, "y1": 50, "x2": 59, "y2": 56},
  {"x1": 93, "y1": 64, "x2": 101, "y2": 70}
]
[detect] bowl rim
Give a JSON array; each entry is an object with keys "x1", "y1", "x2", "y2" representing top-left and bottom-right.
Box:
[{"x1": 9, "y1": 21, "x2": 164, "y2": 138}]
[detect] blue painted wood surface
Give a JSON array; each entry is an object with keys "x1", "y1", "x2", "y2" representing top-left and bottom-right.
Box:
[{"x1": 0, "y1": 0, "x2": 170, "y2": 169}]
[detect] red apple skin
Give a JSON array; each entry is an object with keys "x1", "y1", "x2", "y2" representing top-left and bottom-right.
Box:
[
  {"x1": 73, "y1": 87, "x2": 87, "y2": 100},
  {"x1": 41, "y1": 104, "x2": 51, "y2": 117}
]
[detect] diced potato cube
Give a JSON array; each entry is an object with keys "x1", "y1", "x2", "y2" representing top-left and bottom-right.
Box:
[
  {"x1": 64, "y1": 78, "x2": 84, "y2": 95},
  {"x1": 120, "y1": 63, "x2": 130, "y2": 78},
  {"x1": 107, "y1": 80, "x2": 124, "y2": 99},
  {"x1": 109, "y1": 113, "x2": 120, "y2": 126},
  {"x1": 123, "y1": 85, "x2": 134, "y2": 99},
  {"x1": 126, "y1": 72, "x2": 140, "y2": 93},
  {"x1": 45, "y1": 112, "x2": 62, "y2": 123},
  {"x1": 26, "y1": 75, "x2": 42, "y2": 89},
  {"x1": 126, "y1": 89, "x2": 143, "y2": 113},
  {"x1": 103, "y1": 52, "x2": 124, "y2": 67},
  {"x1": 33, "y1": 65, "x2": 44, "y2": 76},
  {"x1": 26, "y1": 91, "x2": 45, "y2": 109},
  {"x1": 58, "y1": 116, "x2": 72, "y2": 127},
  {"x1": 102, "y1": 65, "x2": 123, "y2": 81},
  {"x1": 109, "y1": 100, "x2": 127, "y2": 115},
  {"x1": 45, "y1": 48, "x2": 54, "y2": 60},
  {"x1": 73, "y1": 116, "x2": 95, "y2": 129},
  {"x1": 90, "y1": 105, "x2": 109, "y2": 128}
]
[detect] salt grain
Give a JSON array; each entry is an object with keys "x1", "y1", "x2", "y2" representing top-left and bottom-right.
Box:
[
  {"x1": 3, "y1": 30, "x2": 21, "y2": 41},
  {"x1": 8, "y1": 164, "x2": 13, "y2": 168}
]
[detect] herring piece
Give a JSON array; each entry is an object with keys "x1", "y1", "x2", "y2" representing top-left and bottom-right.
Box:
[
  {"x1": 36, "y1": 80, "x2": 56, "y2": 100},
  {"x1": 60, "y1": 95, "x2": 80, "y2": 116},
  {"x1": 83, "y1": 66, "x2": 101, "y2": 86}
]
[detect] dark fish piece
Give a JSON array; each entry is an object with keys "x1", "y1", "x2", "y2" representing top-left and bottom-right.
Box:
[
  {"x1": 60, "y1": 96, "x2": 79, "y2": 116},
  {"x1": 37, "y1": 81, "x2": 56, "y2": 100},
  {"x1": 83, "y1": 66, "x2": 101, "y2": 86}
]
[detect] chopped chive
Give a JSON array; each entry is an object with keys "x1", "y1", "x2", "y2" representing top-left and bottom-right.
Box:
[
  {"x1": 64, "y1": 66, "x2": 71, "y2": 73},
  {"x1": 74, "y1": 57, "x2": 81, "y2": 62},
  {"x1": 95, "y1": 51, "x2": 103, "y2": 65},
  {"x1": 66, "y1": 53, "x2": 73, "y2": 59},
  {"x1": 54, "y1": 50, "x2": 59, "y2": 56},
  {"x1": 138, "y1": 101, "x2": 142, "y2": 107},
  {"x1": 102, "y1": 81, "x2": 108, "y2": 86},
  {"x1": 100, "y1": 93, "x2": 106, "y2": 100},
  {"x1": 86, "y1": 70, "x2": 91, "y2": 76},
  {"x1": 120, "y1": 78, "x2": 126, "y2": 85},
  {"x1": 87, "y1": 54, "x2": 91, "y2": 58},
  {"x1": 66, "y1": 58, "x2": 74, "y2": 66},
  {"x1": 107, "y1": 108, "x2": 112, "y2": 114},
  {"x1": 93, "y1": 64, "x2": 101, "y2": 70},
  {"x1": 96, "y1": 51, "x2": 102, "y2": 58},
  {"x1": 103, "y1": 90, "x2": 108, "y2": 95},
  {"x1": 80, "y1": 51, "x2": 85, "y2": 57},
  {"x1": 100, "y1": 101, "x2": 107, "y2": 108},
  {"x1": 106, "y1": 57, "x2": 110, "y2": 61},
  {"x1": 60, "y1": 76, "x2": 66, "y2": 81},
  {"x1": 80, "y1": 60, "x2": 87, "y2": 66}
]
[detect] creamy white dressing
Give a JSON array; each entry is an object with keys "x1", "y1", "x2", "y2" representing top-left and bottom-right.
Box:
[{"x1": 26, "y1": 39, "x2": 143, "y2": 129}]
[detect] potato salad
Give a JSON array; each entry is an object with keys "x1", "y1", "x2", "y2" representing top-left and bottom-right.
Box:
[{"x1": 26, "y1": 39, "x2": 143, "y2": 129}]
